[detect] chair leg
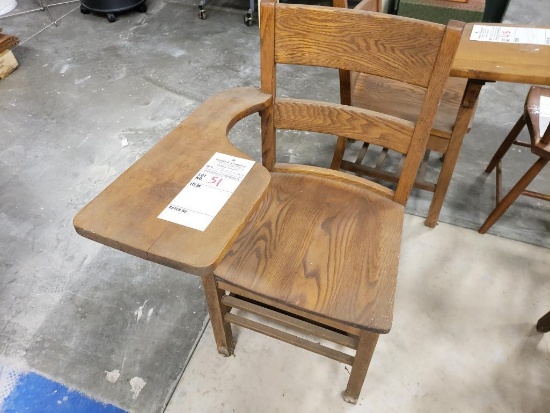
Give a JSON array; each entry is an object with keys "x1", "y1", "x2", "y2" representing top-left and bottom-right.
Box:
[
  {"x1": 330, "y1": 68, "x2": 352, "y2": 170},
  {"x1": 536, "y1": 310, "x2": 550, "y2": 333},
  {"x1": 343, "y1": 331, "x2": 379, "y2": 404},
  {"x1": 201, "y1": 274, "x2": 234, "y2": 356},
  {"x1": 331, "y1": 136, "x2": 348, "y2": 170},
  {"x1": 485, "y1": 115, "x2": 525, "y2": 173},
  {"x1": 425, "y1": 79, "x2": 484, "y2": 228},
  {"x1": 479, "y1": 157, "x2": 549, "y2": 234}
]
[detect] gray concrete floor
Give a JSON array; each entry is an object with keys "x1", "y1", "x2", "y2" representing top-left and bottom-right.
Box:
[
  {"x1": 0, "y1": 0, "x2": 548, "y2": 412},
  {"x1": 167, "y1": 215, "x2": 550, "y2": 413}
]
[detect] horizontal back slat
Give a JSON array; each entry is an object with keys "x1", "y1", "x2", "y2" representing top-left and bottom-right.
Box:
[
  {"x1": 274, "y1": 98, "x2": 414, "y2": 154},
  {"x1": 274, "y1": 5, "x2": 446, "y2": 88},
  {"x1": 350, "y1": 73, "x2": 468, "y2": 138}
]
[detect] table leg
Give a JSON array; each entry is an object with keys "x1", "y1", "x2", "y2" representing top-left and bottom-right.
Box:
[{"x1": 425, "y1": 79, "x2": 485, "y2": 227}]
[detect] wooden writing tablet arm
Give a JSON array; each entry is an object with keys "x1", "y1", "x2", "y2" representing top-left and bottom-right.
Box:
[{"x1": 74, "y1": 88, "x2": 272, "y2": 276}]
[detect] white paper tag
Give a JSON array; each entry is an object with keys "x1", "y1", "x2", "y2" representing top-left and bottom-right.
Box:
[
  {"x1": 470, "y1": 25, "x2": 550, "y2": 45},
  {"x1": 540, "y1": 95, "x2": 550, "y2": 136},
  {"x1": 158, "y1": 152, "x2": 256, "y2": 231}
]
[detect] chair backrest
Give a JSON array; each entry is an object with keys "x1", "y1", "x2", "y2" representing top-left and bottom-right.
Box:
[{"x1": 259, "y1": 0, "x2": 464, "y2": 205}]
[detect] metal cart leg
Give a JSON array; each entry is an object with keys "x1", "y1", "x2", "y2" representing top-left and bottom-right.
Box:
[
  {"x1": 197, "y1": 0, "x2": 255, "y2": 24},
  {"x1": 198, "y1": 0, "x2": 208, "y2": 19},
  {"x1": 37, "y1": 0, "x2": 59, "y2": 26},
  {"x1": 243, "y1": 0, "x2": 254, "y2": 25}
]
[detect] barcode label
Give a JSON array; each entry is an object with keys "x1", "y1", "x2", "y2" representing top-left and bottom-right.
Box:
[{"x1": 158, "y1": 153, "x2": 255, "y2": 231}]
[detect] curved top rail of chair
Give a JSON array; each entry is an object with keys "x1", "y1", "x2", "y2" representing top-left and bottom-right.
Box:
[{"x1": 73, "y1": 88, "x2": 272, "y2": 276}]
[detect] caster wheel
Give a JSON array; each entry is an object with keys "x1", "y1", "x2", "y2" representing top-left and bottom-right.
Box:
[
  {"x1": 80, "y1": 5, "x2": 90, "y2": 13},
  {"x1": 198, "y1": 9, "x2": 206, "y2": 19},
  {"x1": 107, "y1": 13, "x2": 116, "y2": 22},
  {"x1": 137, "y1": 3, "x2": 147, "y2": 12},
  {"x1": 244, "y1": 13, "x2": 253, "y2": 26}
]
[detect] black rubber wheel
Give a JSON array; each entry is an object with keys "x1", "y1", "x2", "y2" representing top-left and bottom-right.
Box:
[
  {"x1": 80, "y1": 5, "x2": 90, "y2": 14},
  {"x1": 107, "y1": 13, "x2": 116, "y2": 22},
  {"x1": 244, "y1": 13, "x2": 253, "y2": 26},
  {"x1": 137, "y1": 3, "x2": 147, "y2": 13},
  {"x1": 198, "y1": 10, "x2": 206, "y2": 19}
]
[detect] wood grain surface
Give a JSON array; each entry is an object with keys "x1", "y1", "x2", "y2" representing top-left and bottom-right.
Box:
[
  {"x1": 273, "y1": 163, "x2": 395, "y2": 199},
  {"x1": 274, "y1": 98, "x2": 414, "y2": 154},
  {"x1": 350, "y1": 75, "x2": 468, "y2": 140},
  {"x1": 259, "y1": 0, "x2": 276, "y2": 170},
  {"x1": 452, "y1": 23, "x2": 550, "y2": 85},
  {"x1": 274, "y1": 4, "x2": 446, "y2": 88},
  {"x1": 393, "y1": 20, "x2": 464, "y2": 204},
  {"x1": 74, "y1": 88, "x2": 272, "y2": 276},
  {"x1": 478, "y1": 86, "x2": 550, "y2": 234},
  {"x1": 208, "y1": 2, "x2": 465, "y2": 401},
  {"x1": 215, "y1": 171, "x2": 404, "y2": 332}
]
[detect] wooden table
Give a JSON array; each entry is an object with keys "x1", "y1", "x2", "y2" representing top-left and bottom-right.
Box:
[
  {"x1": 452, "y1": 23, "x2": 550, "y2": 84},
  {"x1": 423, "y1": 23, "x2": 550, "y2": 227}
]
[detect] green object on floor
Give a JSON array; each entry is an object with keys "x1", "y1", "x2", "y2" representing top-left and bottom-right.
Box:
[{"x1": 398, "y1": 0, "x2": 486, "y2": 24}]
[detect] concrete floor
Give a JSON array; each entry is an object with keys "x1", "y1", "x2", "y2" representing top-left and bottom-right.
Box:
[
  {"x1": 0, "y1": 0, "x2": 548, "y2": 412},
  {"x1": 166, "y1": 215, "x2": 550, "y2": 413}
]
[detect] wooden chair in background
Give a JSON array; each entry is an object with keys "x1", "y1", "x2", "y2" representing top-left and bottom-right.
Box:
[
  {"x1": 332, "y1": 0, "x2": 478, "y2": 228},
  {"x1": 205, "y1": 0, "x2": 463, "y2": 403},
  {"x1": 479, "y1": 86, "x2": 550, "y2": 234}
]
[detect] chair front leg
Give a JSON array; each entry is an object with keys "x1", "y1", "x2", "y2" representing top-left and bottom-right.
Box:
[
  {"x1": 202, "y1": 274, "x2": 234, "y2": 356},
  {"x1": 343, "y1": 331, "x2": 379, "y2": 404}
]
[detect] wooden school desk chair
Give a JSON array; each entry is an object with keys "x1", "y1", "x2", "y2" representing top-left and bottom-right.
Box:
[
  {"x1": 74, "y1": 0, "x2": 464, "y2": 404},
  {"x1": 331, "y1": 0, "x2": 475, "y2": 228},
  {"x1": 479, "y1": 86, "x2": 550, "y2": 234},
  {"x1": 208, "y1": 0, "x2": 463, "y2": 403}
]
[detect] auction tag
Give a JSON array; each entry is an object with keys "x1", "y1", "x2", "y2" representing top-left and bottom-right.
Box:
[
  {"x1": 158, "y1": 153, "x2": 255, "y2": 231},
  {"x1": 470, "y1": 25, "x2": 550, "y2": 45}
]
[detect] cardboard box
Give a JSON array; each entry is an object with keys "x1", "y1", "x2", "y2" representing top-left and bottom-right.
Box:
[{"x1": 0, "y1": 49, "x2": 18, "y2": 79}]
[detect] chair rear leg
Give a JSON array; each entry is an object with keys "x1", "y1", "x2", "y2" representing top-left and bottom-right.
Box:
[
  {"x1": 485, "y1": 115, "x2": 525, "y2": 173},
  {"x1": 202, "y1": 274, "x2": 234, "y2": 356},
  {"x1": 330, "y1": 68, "x2": 352, "y2": 170},
  {"x1": 479, "y1": 157, "x2": 549, "y2": 234},
  {"x1": 343, "y1": 331, "x2": 379, "y2": 404}
]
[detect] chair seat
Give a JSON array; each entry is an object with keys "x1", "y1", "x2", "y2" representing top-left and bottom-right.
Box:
[
  {"x1": 350, "y1": 73, "x2": 468, "y2": 140},
  {"x1": 214, "y1": 170, "x2": 404, "y2": 333}
]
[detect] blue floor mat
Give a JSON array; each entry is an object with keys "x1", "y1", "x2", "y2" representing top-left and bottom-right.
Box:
[{"x1": 1, "y1": 370, "x2": 126, "y2": 413}]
